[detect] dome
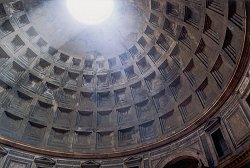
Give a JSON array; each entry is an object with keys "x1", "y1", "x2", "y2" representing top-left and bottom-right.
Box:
[{"x1": 0, "y1": 0, "x2": 249, "y2": 167}]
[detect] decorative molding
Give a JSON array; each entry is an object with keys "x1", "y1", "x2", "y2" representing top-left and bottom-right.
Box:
[
  {"x1": 204, "y1": 117, "x2": 221, "y2": 132},
  {"x1": 239, "y1": 76, "x2": 249, "y2": 96},
  {"x1": 124, "y1": 156, "x2": 142, "y2": 167},
  {"x1": 3, "y1": 156, "x2": 32, "y2": 168},
  {"x1": 156, "y1": 149, "x2": 209, "y2": 168},
  {"x1": 224, "y1": 104, "x2": 250, "y2": 147},
  {"x1": 34, "y1": 156, "x2": 56, "y2": 168},
  {"x1": 81, "y1": 160, "x2": 100, "y2": 168},
  {"x1": 0, "y1": 145, "x2": 7, "y2": 157},
  {"x1": 223, "y1": 147, "x2": 250, "y2": 168},
  {"x1": 0, "y1": 0, "x2": 248, "y2": 159}
]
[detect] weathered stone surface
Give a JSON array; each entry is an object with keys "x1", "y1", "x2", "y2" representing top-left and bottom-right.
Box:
[{"x1": 0, "y1": 1, "x2": 248, "y2": 168}]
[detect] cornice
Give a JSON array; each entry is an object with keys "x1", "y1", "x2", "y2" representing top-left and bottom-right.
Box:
[{"x1": 0, "y1": 1, "x2": 249, "y2": 160}]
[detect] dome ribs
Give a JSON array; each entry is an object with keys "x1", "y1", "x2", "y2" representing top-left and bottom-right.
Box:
[
  {"x1": 8, "y1": 35, "x2": 25, "y2": 53},
  {"x1": 159, "y1": 109, "x2": 175, "y2": 134},
  {"x1": 228, "y1": 0, "x2": 244, "y2": 30},
  {"x1": 223, "y1": 28, "x2": 237, "y2": 64},
  {"x1": 210, "y1": 55, "x2": 224, "y2": 89},
  {"x1": 0, "y1": 0, "x2": 246, "y2": 158},
  {"x1": 195, "y1": 77, "x2": 209, "y2": 108},
  {"x1": 0, "y1": 20, "x2": 14, "y2": 38},
  {"x1": 195, "y1": 38, "x2": 209, "y2": 68},
  {"x1": 206, "y1": 0, "x2": 224, "y2": 16},
  {"x1": 204, "y1": 14, "x2": 220, "y2": 44},
  {"x1": 184, "y1": 6, "x2": 200, "y2": 29}
]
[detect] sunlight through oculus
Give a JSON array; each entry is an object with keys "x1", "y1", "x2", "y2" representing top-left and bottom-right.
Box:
[{"x1": 67, "y1": 0, "x2": 114, "y2": 25}]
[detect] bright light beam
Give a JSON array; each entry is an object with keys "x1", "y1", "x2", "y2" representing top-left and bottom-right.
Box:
[{"x1": 66, "y1": 0, "x2": 114, "y2": 25}]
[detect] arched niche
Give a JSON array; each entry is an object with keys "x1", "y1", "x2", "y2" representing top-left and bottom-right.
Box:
[
  {"x1": 157, "y1": 150, "x2": 208, "y2": 168},
  {"x1": 163, "y1": 156, "x2": 203, "y2": 168}
]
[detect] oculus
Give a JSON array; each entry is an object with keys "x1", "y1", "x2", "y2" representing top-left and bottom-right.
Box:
[{"x1": 66, "y1": 0, "x2": 114, "y2": 25}]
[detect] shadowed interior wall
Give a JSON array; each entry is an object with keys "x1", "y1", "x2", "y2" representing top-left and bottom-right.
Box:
[{"x1": 0, "y1": 0, "x2": 249, "y2": 168}]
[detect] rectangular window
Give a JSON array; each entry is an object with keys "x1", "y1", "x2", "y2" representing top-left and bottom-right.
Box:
[{"x1": 211, "y1": 129, "x2": 229, "y2": 158}]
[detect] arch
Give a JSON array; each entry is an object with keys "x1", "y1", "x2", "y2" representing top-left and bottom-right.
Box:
[{"x1": 157, "y1": 149, "x2": 208, "y2": 168}]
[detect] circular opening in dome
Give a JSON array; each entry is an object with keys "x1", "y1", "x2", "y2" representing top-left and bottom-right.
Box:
[{"x1": 66, "y1": 0, "x2": 114, "y2": 25}]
